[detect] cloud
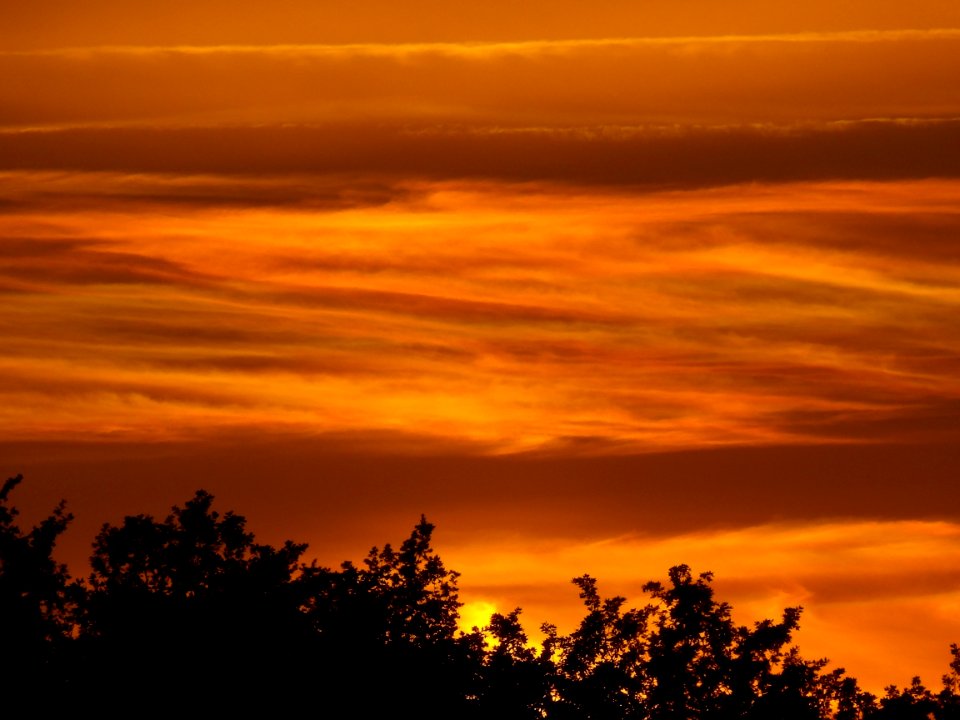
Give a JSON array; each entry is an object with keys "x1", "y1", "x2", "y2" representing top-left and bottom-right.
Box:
[
  {"x1": 0, "y1": 237, "x2": 210, "y2": 288},
  {"x1": 0, "y1": 171, "x2": 414, "y2": 214},
  {"x1": 2, "y1": 177, "x2": 958, "y2": 452},
  {"x1": 2, "y1": 120, "x2": 959, "y2": 187},
  {"x1": 2, "y1": 30, "x2": 960, "y2": 127},
  {"x1": 5, "y1": 0, "x2": 960, "y2": 51},
  {"x1": 10, "y1": 28, "x2": 960, "y2": 59}
]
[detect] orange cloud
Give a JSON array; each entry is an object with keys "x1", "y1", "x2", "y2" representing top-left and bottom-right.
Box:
[
  {"x1": 3, "y1": 31, "x2": 960, "y2": 128},
  {"x1": 3, "y1": 121, "x2": 959, "y2": 187},
  {"x1": 2, "y1": 176, "x2": 958, "y2": 451},
  {"x1": 5, "y1": 0, "x2": 960, "y2": 50}
]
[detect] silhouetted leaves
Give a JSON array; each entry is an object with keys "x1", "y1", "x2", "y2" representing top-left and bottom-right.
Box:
[
  {"x1": 0, "y1": 474, "x2": 79, "y2": 701},
  {"x1": 78, "y1": 489, "x2": 313, "y2": 708},
  {"x1": 478, "y1": 608, "x2": 553, "y2": 719},
  {"x1": 3, "y1": 473, "x2": 960, "y2": 718}
]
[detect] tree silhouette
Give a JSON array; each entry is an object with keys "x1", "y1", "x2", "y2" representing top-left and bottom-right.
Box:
[
  {"x1": 546, "y1": 574, "x2": 651, "y2": 719},
  {"x1": 0, "y1": 474, "x2": 78, "y2": 701},
  {"x1": 80, "y1": 489, "x2": 312, "y2": 708},
  {"x1": 4, "y1": 474, "x2": 960, "y2": 718},
  {"x1": 544, "y1": 565, "x2": 875, "y2": 720},
  {"x1": 299, "y1": 514, "x2": 480, "y2": 718},
  {"x1": 476, "y1": 607, "x2": 553, "y2": 719}
]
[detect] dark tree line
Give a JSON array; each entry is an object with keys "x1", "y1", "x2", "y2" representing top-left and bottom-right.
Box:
[{"x1": 2, "y1": 473, "x2": 959, "y2": 717}]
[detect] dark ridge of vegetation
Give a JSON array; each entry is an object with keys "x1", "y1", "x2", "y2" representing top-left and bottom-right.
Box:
[{"x1": 2, "y1": 473, "x2": 959, "y2": 717}]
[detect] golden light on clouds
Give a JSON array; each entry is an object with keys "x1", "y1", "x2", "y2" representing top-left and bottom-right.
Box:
[
  {"x1": 2, "y1": 176, "x2": 958, "y2": 452},
  {"x1": 5, "y1": 0, "x2": 960, "y2": 50},
  {"x1": 3, "y1": 30, "x2": 960, "y2": 128}
]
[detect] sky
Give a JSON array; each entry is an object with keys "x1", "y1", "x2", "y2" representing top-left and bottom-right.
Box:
[{"x1": 3, "y1": 0, "x2": 960, "y2": 692}]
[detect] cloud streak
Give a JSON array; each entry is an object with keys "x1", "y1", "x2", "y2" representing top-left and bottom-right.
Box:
[
  {"x1": 3, "y1": 120, "x2": 960, "y2": 187},
  {"x1": 11, "y1": 28, "x2": 960, "y2": 58},
  {"x1": 5, "y1": 0, "x2": 960, "y2": 50},
  {"x1": 3, "y1": 30, "x2": 960, "y2": 127}
]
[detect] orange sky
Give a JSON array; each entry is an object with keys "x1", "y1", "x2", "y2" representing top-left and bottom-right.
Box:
[{"x1": 4, "y1": 0, "x2": 960, "y2": 693}]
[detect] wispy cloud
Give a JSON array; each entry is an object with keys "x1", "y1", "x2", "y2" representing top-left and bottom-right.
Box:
[
  {"x1": 2, "y1": 176, "x2": 958, "y2": 451},
  {"x1": 8, "y1": 28, "x2": 960, "y2": 59}
]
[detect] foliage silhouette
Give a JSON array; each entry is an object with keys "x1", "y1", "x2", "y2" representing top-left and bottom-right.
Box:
[
  {"x1": 3, "y1": 473, "x2": 960, "y2": 718},
  {"x1": 478, "y1": 607, "x2": 554, "y2": 719},
  {"x1": 79, "y1": 489, "x2": 312, "y2": 708},
  {"x1": 298, "y1": 514, "x2": 480, "y2": 718},
  {"x1": 0, "y1": 474, "x2": 79, "y2": 700}
]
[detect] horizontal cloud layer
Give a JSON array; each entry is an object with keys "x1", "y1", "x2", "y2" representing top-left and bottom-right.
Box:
[
  {"x1": 2, "y1": 175, "x2": 958, "y2": 452},
  {"x1": 3, "y1": 31, "x2": 960, "y2": 127},
  {"x1": 3, "y1": 120, "x2": 960, "y2": 186},
  {"x1": 6, "y1": 0, "x2": 960, "y2": 49}
]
